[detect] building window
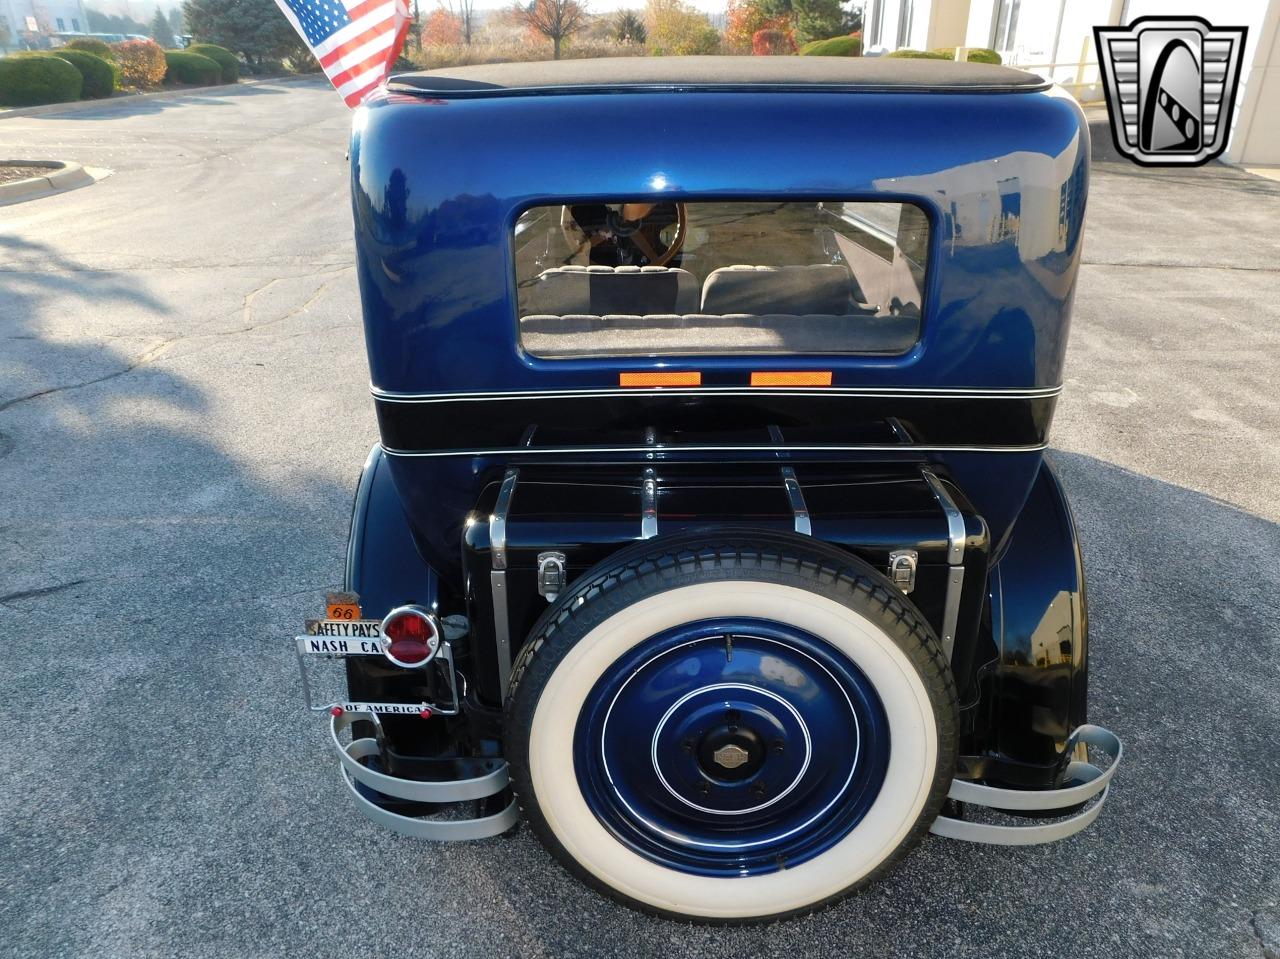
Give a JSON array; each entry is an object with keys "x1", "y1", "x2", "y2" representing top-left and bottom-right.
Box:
[
  {"x1": 56, "y1": 16, "x2": 66, "y2": 29},
  {"x1": 989, "y1": 0, "x2": 1020, "y2": 52},
  {"x1": 895, "y1": 0, "x2": 914, "y2": 49},
  {"x1": 72, "y1": 17, "x2": 80, "y2": 30},
  {"x1": 866, "y1": 0, "x2": 883, "y2": 46}
]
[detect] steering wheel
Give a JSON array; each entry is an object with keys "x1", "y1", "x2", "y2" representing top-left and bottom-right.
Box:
[{"x1": 561, "y1": 202, "x2": 687, "y2": 267}]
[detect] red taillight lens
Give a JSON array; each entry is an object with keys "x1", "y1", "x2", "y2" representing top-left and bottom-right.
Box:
[{"x1": 379, "y1": 607, "x2": 440, "y2": 668}]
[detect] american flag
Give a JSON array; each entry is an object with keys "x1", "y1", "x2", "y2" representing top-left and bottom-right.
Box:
[{"x1": 274, "y1": 0, "x2": 411, "y2": 107}]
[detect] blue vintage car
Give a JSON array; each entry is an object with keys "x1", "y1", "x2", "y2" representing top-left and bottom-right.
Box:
[{"x1": 293, "y1": 56, "x2": 1122, "y2": 921}]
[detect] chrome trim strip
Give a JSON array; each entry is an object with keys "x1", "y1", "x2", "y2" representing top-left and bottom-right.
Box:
[
  {"x1": 930, "y1": 725, "x2": 1123, "y2": 846},
  {"x1": 641, "y1": 468, "x2": 658, "y2": 539},
  {"x1": 921, "y1": 469, "x2": 967, "y2": 565},
  {"x1": 381, "y1": 443, "x2": 1049, "y2": 458},
  {"x1": 921, "y1": 468, "x2": 968, "y2": 661},
  {"x1": 371, "y1": 385, "x2": 1063, "y2": 403},
  {"x1": 782, "y1": 467, "x2": 812, "y2": 536},
  {"x1": 343, "y1": 444, "x2": 382, "y2": 593},
  {"x1": 491, "y1": 570, "x2": 512, "y2": 696},
  {"x1": 489, "y1": 468, "x2": 519, "y2": 696},
  {"x1": 939, "y1": 566, "x2": 965, "y2": 658},
  {"x1": 769, "y1": 425, "x2": 811, "y2": 535},
  {"x1": 489, "y1": 469, "x2": 519, "y2": 571}
]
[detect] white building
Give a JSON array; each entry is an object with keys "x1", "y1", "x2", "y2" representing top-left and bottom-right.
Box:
[
  {"x1": 861, "y1": 0, "x2": 1280, "y2": 166},
  {"x1": 1, "y1": 0, "x2": 89, "y2": 48}
]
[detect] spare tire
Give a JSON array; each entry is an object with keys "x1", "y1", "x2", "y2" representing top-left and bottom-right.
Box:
[{"x1": 505, "y1": 531, "x2": 957, "y2": 921}]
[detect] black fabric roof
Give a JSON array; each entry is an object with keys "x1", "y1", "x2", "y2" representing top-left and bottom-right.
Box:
[{"x1": 388, "y1": 56, "x2": 1046, "y2": 97}]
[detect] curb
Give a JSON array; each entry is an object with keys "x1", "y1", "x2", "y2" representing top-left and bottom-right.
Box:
[
  {"x1": 0, "y1": 74, "x2": 325, "y2": 121},
  {"x1": 0, "y1": 161, "x2": 95, "y2": 204}
]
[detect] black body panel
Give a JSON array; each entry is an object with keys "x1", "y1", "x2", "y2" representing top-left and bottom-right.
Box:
[{"x1": 374, "y1": 390, "x2": 1056, "y2": 456}]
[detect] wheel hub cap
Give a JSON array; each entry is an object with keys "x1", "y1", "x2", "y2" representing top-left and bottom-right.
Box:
[{"x1": 574, "y1": 618, "x2": 890, "y2": 877}]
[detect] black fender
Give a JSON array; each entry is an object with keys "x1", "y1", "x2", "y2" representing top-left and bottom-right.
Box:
[
  {"x1": 345, "y1": 444, "x2": 439, "y2": 619},
  {"x1": 965, "y1": 457, "x2": 1088, "y2": 787}
]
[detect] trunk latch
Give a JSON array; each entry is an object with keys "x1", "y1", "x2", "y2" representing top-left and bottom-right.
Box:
[
  {"x1": 888, "y1": 549, "x2": 919, "y2": 594},
  {"x1": 537, "y1": 551, "x2": 568, "y2": 602}
]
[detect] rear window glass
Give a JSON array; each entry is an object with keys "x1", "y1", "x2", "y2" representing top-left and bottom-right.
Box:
[{"x1": 513, "y1": 200, "x2": 929, "y2": 359}]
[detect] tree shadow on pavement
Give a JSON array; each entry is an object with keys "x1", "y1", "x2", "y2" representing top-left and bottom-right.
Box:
[
  {"x1": 0, "y1": 221, "x2": 366, "y2": 956},
  {"x1": 22, "y1": 78, "x2": 321, "y2": 122}
]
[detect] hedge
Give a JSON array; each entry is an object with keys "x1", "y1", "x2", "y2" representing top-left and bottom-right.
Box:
[
  {"x1": 800, "y1": 35, "x2": 862, "y2": 57},
  {"x1": 164, "y1": 50, "x2": 222, "y2": 85},
  {"x1": 64, "y1": 38, "x2": 115, "y2": 59},
  {"x1": 111, "y1": 39, "x2": 167, "y2": 88},
  {"x1": 185, "y1": 44, "x2": 240, "y2": 83},
  {"x1": 885, "y1": 48, "x2": 949, "y2": 60},
  {"x1": 50, "y1": 49, "x2": 116, "y2": 99},
  {"x1": 887, "y1": 47, "x2": 1002, "y2": 64},
  {"x1": 0, "y1": 55, "x2": 83, "y2": 107}
]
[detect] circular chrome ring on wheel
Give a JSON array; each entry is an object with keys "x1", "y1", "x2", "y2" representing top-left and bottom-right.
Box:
[{"x1": 574, "y1": 618, "x2": 890, "y2": 876}]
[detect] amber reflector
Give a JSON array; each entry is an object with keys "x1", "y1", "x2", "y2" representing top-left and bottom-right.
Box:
[
  {"x1": 750, "y1": 371, "x2": 833, "y2": 387},
  {"x1": 620, "y1": 372, "x2": 702, "y2": 387}
]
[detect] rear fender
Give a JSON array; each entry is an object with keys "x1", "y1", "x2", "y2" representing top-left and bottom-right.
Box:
[
  {"x1": 346, "y1": 444, "x2": 439, "y2": 617},
  {"x1": 977, "y1": 457, "x2": 1088, "y2": 783}
]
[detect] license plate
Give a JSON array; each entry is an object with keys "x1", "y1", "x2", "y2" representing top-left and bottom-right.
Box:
[
  {"x1": 296, "y1": 618, "x2": 384, "y2": 657},
  {"x1": 335, "y1": 702, "x2": 432, "y2": 715}
]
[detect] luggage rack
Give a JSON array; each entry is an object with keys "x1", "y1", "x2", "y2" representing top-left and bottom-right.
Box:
[{"x1": 484, "y1": 423, "x2": 971, "y2": 687}]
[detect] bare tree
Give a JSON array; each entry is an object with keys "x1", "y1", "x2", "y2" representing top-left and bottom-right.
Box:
[
  {"x1": 516, "y1": 0, "x2": 586, "y2": 59},
  {"x1": 446, "y1": 0, "x2": 475, "y2": 43}
]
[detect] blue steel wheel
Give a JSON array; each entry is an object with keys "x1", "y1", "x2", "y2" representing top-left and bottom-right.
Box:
[{"x1": 506, "y1": 532, "x2": 957, "y2": 922}]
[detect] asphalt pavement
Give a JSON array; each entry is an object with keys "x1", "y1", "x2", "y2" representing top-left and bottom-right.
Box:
[{"x1": 1, "y1": 80, "x2": 1277, "y2": 959}]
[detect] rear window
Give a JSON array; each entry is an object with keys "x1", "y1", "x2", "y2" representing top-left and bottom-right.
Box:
[{"x1": 513, "y1": 200, "x2": 929, "y2": 359}]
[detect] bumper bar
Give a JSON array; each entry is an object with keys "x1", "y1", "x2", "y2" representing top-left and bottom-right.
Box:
[
  {"x1": 331, "y1": 711, "x2": 518, "y2": 840},
  {"x1": 930, "y1": 724, "x2": 1122, "y2": 845}
]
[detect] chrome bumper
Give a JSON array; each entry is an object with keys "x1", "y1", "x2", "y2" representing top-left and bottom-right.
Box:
[
  {"x1": 331, "y1": 711, "x2": 518, "y2": 840},
  {"x1": 931, "y1": 724, "x2": 1123, "y2": 845}
]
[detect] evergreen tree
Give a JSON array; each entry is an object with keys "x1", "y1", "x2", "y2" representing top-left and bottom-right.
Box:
[
  {"x1": 183, "y1": 0, "x2": 297, "y2": 67},
  {"x1": 151, "y1": 7, "x2": 175, "y2": 46},
  {"x1": 168, "y1": 7, "x2": 185, "y2": 37}
]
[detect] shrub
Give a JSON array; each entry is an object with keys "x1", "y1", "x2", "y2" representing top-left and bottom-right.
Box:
[
  {"x1": 186, "y1": 43, "x2": 240, "y2": 82},
  {"x1": 886, "y1": 47, "x2": 1002, "y2": 64},
  {"x1": 931, "y1": 46, "x2": 1001, "y2": 64},
  {"x1": 65, "y1": 37, "x2": 115, "y2": 59},
  {"x1": 0, "y1": 55, "x2": 83, "y2": 106},
  {"x1": 110, "y1": 38, "x2": 167, "y2": 88},
  {"x1": 884, "y1": 48, "x2": 949, "y2": 59},
  {"x1": 799, "y1": 34, "x2": 861, "y2": 57},
  {"x1": 50, "y1": 49, "x2": 117, "y2": 98},
  {"x1": 752, "y1": 28, "x2": 795, "y2": 55},
  {"x1": 164, "y1": 50, "x2": 222, "y2": 84}
]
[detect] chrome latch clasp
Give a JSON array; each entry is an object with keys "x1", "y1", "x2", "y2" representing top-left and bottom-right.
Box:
[
  {"x1": 888, "y1": 549, "x2": 918, "y2": 594},
  {"x1": 537, "y1": 551, "x2": 567, "y2": 602}
]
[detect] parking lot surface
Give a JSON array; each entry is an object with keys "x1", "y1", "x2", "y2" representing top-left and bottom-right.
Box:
[{"x1": 1, "y1": 80, "x2": 1277, "y2": 959}]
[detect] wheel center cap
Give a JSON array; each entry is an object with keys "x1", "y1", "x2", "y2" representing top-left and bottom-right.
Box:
[{"x1": 713, "y1": 744, "x2": 750, "y2": 769}]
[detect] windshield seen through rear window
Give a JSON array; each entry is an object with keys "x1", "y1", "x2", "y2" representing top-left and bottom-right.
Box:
[{"x1": 513, "y1": 200, "x2": 929, "y2": 359}]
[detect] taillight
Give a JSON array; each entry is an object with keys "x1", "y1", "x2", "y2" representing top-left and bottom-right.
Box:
[{"x1": 379, "y1": 606, "x2": 441, "y2": 669}]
